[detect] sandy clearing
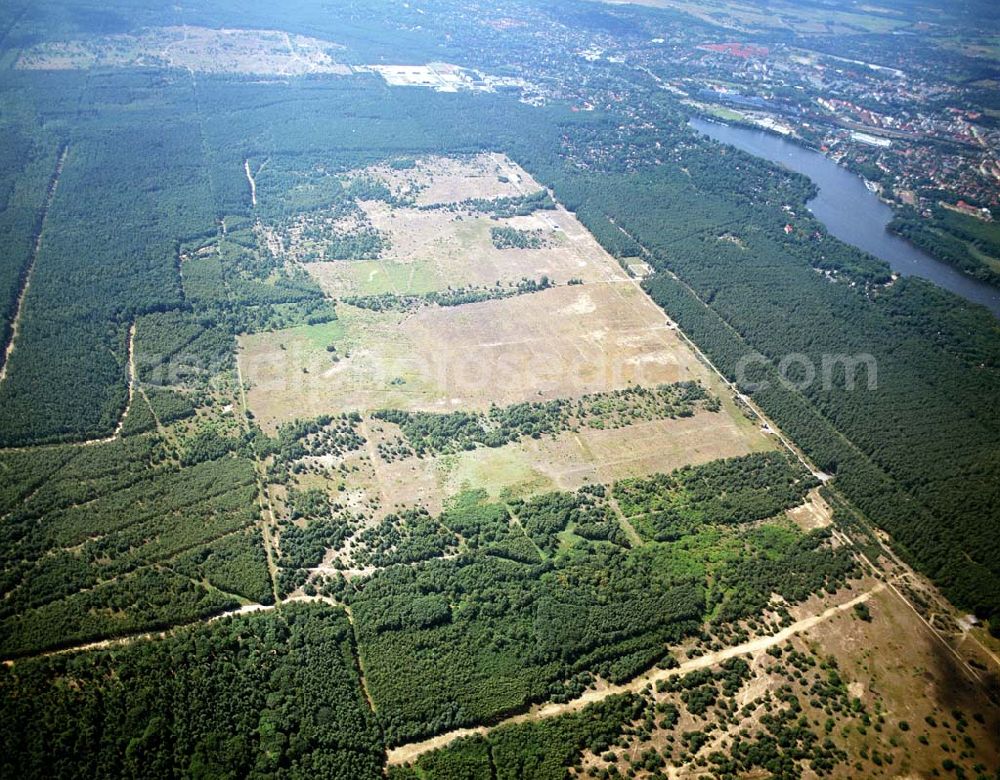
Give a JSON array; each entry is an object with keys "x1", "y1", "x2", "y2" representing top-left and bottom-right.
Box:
[
  {"x1": 799, "y1": 584, "x2": 1000, "y2": 772},
  {"x1": 786, "y1": 487, "x2": 833, "y2": 531},
  {"x1": 365, "y1": 409, "x2": 770, "y2": 513},
  {"x1": 343, "y1": 152, "x2": 540, "y2": 207}
]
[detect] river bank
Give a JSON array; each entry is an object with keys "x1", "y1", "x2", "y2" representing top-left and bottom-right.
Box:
[{"x1": 689, "y1": 116, "x2": 1000, "y2": 318}]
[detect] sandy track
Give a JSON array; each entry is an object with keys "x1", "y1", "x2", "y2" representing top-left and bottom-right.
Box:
[
  {"x1": 2, "y1": 603, "x2": 278, "y2": 663},
  {"x1": 386, "y1": 583, "x2": 883, "y2": 765},
  {"x1": 244, "y1": 159, "x2": 257, "y2": 208}
]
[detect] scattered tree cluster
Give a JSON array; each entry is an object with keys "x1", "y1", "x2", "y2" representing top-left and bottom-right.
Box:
[
  {"x1": 373, "y1": 381, "x2": 715, "y2": 457},
  {"x1": 490, "y1": 226, "x2": 548, "y2": 250}
]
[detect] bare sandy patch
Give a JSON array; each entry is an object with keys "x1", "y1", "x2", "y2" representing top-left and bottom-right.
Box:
[
  {"x1": 798, "y1": 585, "x2": 1000, "y2": 775},
  {"x1": 786, "y1": 487, "x2": 833, "y2": 531},
  {"x1": 363, "y1": 408, "x2": 771, "y2": 513},
  {"x1": 302, "y1": 203, "x2": 627, "y2": 299}
]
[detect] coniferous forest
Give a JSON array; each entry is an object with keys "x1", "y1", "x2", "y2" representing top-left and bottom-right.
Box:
[{"x1": 1, "y1": 0, "x2": 999, "y2": 776}]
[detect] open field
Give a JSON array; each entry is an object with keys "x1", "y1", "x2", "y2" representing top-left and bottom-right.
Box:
[
  {"x1": 785, "y1": 583, "x2": 1000, "y2": 776},
  {"x1": 16, "y1": 26, "x2": 351, "y2": 75},
  {"x1": 603, "y1": 0, "x2": 914, "y2": 34},
  {"x1": 303, "y1": 204, "x2": 626, "y2": 297},
  {"x1": 241, "y1": 281, "x2": 717, "y2": 425},
  {"x1": 242, "y1": 153, "x2": 774, "y2": 531},
  {"x1": 348, "y1": 153, "x2": 540, "y2": 206},
  {"x1": 273, "y1": 154, "x2": 622, "y2": 297},
  {"x1": 365, "y1": 400, "x2": 770, "y2": 515}
]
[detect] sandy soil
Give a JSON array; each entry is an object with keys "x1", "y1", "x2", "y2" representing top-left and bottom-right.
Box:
[
  {"x1": 365, "y1": 409, "x2": 770, "y2": 515},
  {"x1": 344, "y1": 152, "x2": 540, "y2": 206},
  {"x1": 305, "y1": 203, "x2": 627, "y2": 297},
  {"x1": 786, "y1": 487, "x2": 833, "y2": 531}
]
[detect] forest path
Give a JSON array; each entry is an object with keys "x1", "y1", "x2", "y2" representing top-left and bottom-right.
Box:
[
  {"x1": 0, "y1": 594, "x2": 350, "y2": 665},
  {"x1": 0, "y1": 145, "x2": 68, "y2": 385},
  {"x1": 234, "y1": 347, "x2": 282, "y2": 603},
  {"x1": 2, "y1": 603, "x2": 278, "y2": 663},
  {"x1": 111, "y1": 321, "x2": 138, "y2": 438},
  {"x1": 385, "y1": 583, "x2": 884, "y2": 766},
  {"x1": 244, "y1": 158, "x2": 257, "y2": 208}
]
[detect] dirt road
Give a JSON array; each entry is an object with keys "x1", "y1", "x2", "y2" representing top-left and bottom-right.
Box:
[{"x1": 386, "y1": 583, "x2": 883, "y2": 765}]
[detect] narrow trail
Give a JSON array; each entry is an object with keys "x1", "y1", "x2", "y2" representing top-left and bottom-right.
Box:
[
  {"x1": 244, "y1": 158, "x2": 257, "y2": 208},
  {"x1": 111, "y1": 321, "x2": 138, "y2": 438},
  {"x1": 4, "y1": 603, "x2": 278, "y2": 663},
  {"x1": 607, "y1": 494, "x2": 643, "y2": 547},
  {"x1": 1, "y1": 594, "x2": 349, "y2": 664},
  {"x1": 0, "y1": 145, "x2": 68, "y2": 385},
  {"x1": 344, "y1": 605, "x2": 378, "y2": 714},
  {"x1": 386, "y1": 583, "x2": 884, "y2": 766},
  {"x1": 235, "y1": 349, "x2": 282, "y2": 603},
  {"x1": 358, "y1": 417, "x2": 392, "y2": 511}
]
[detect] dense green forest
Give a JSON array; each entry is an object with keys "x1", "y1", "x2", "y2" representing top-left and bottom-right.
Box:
[
  {"x1": 0, "y1": 605, "x2": 384, "y2": 779},
  {"x1": 0, "y1": 436, "x2": 271, "y2": 657},
  {"x1": 390, "y1": 695, "x2": 644, "y2": 780},
  {"x1": 343, "y1": 454, "x2": 848, "y2": 745},
  {"x1": 0, "y1": 0, "x2": 998, "y2": 773}
]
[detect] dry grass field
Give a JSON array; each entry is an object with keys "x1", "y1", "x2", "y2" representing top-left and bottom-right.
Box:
[
  {"x1": 240, "y1": 153, "x2": 774, "y2": 527},
  {"x1": 360, "y1": 400, "x2": 769, "y2": 516},
  {"x1": 788, "y1": 584, "x2": 1000, "y2": 777},
  {"x1": 304, "y1": 203, "x2": 627, "y2": 297},
  {"x1": 568, "y1": 576, "x2": 1000, "y2": 779},
  {"x1": 242, "y1": 282, "x2": 721, "y2": 422},
  {"x1": 296, "y1": 154, "x2": 626, "y2": 296},
  {"x1": 348, "y1": 152, "x2": 538, "y2": 206}
]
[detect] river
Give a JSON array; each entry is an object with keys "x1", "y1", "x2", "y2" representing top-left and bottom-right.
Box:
[{"x1": 689, "y1": 117, "x2": 1000, "y2": 318}]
